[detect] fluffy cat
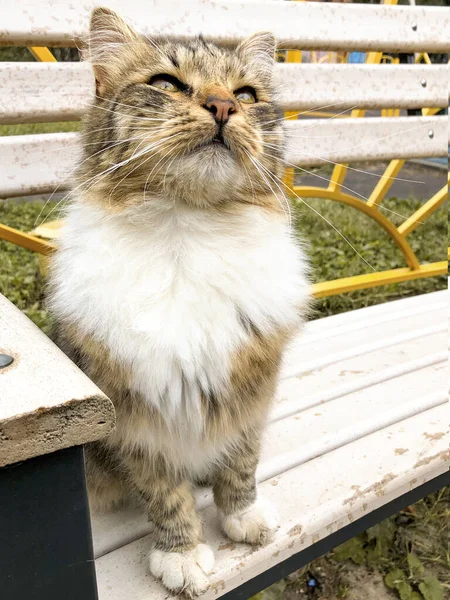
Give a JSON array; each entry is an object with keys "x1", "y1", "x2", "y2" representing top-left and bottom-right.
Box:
[{"x1": 48, "y1": 7, "x2": 310, "y2": 597}]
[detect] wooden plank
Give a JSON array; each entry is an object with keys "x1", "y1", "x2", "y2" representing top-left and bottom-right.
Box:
[
  {"x1": 0, "y1": 132, "x2": 79, "y2": 198},
  {"x1": 1, "y1": 116, "x2": 446, "y2": 197},
  {"x1": 1, "y1": 62, "x2": 447, "y2": 124},
  {"x1": 90, "y1": 290, "x2": 447, "y2": 558},
  {"x1": 0, "y1": 62, "x2": 94, "y2": 124},
  {"x1": 285, "y1": 116, "x2": 448, "y2": 166},
  {"x1": 0, "y1": 294, "x2": 115, "y2": 467},
  {"x1": 275, "y1": 63, "x2": 449, "y2": 111},
  {"x1": 1, "y1": 1, "x2": 449, "y2": 53},
  {"x1": 94, "y1": 404, "x2": 449, "y2": 599}
]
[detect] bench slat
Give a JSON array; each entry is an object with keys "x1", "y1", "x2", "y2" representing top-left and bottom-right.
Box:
[
  {"x1": 91, "y1": 291, "x2": 447, "y2": 559},
  {"x1": 1, "y1": 116, "x2": 446, "y2": 198},
  {"x1": 2, "y1": 1, "x2": 449, "y2": 53},
  {"x1": 276, "y1": 63, "x2": 449, "y2": 111},
  {"x1": 285, "y1": 115, "x2": 447, "y2": 166},
  {"x1": 0, "y1": 62, "x2": 94, "y2": 124},
  {"x1": 94, "y1": 403, "x2": 449, "y2": 600},
  {"x1": 1, "y1": 62, "x2": 447, "y2": 125}
]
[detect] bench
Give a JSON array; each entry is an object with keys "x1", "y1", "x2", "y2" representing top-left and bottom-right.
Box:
[{"x1": 0, "y1": 1, "x2": 449, "y2": 599}]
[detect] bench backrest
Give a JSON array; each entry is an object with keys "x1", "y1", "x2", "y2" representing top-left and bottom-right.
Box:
[{"x1": 0, "y1": 0, "x2": 448, "y2": 296}]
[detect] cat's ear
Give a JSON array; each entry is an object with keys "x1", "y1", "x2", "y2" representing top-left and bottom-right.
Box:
[
  {"x1": 236, "y1": 32, "x2": 276, "y2": 81},
  {"x1": 86, "y1": 7, "x2": 139, "y2": 94}
]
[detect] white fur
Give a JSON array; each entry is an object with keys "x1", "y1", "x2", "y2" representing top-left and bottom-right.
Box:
[
  {"x1": 149, "y1": 543, "x2": 215, "y2": 597},
  {"x1": 50, "y1": 197, "x2": 309, "y2": 463},
  {"x1": 219, "y1": 496, "x2": 279, "y2": 545}
]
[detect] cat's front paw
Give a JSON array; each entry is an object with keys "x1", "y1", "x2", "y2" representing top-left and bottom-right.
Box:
[
  {"x1": 219, "y1": 496, "x2": 279, "y2": 546},
  {"x1": 149, "y1": 543, "x2": 215, "y2": 598}
]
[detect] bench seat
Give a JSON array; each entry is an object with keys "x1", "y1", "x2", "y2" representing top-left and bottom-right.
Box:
[{"x1": 92, "y1": 290, "x2": 448, "y2": 599}]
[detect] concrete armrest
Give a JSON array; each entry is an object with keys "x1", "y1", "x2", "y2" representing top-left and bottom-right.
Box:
[{"x1": 0, "y1": 293, "x2": 115, "y2": 467}]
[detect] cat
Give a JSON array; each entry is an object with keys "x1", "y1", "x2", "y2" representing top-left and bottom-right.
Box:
[{"x1": 48, "y1": 7, "x2": 310, "y2": 597}]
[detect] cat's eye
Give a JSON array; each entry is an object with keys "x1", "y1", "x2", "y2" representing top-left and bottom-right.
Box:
[
  {"x1": 235, "y1": 87, "x2": 257, "y2": 104},
  {"x1": 149, "y1": 74, "x2": 183, "y2": 92}
]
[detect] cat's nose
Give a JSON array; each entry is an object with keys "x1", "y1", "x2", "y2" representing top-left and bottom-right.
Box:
[{"x1": 203, "y1": 96, "x2": 236, "y2": 124}]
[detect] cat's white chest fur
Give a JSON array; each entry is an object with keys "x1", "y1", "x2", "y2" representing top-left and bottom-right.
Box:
[{"x1": 50, "y1": 198, "x2": 309, "y2": 425}]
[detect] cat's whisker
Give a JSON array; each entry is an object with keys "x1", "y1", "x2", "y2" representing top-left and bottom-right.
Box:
[
  {"x1": 254, "y1": 142, "x2": 425, "y2": 223},
  {"x1": 286, "y1": 105, "x2": 359, "y2": 132},
  {"x1": 38, "y1": 135, "x2": 179, "y2": 227},
  {"x1": 91, "y1": 93, "x2": 178, "y2": 116},
  {"x1": 162, "y1": 145, "x2": 184, "y2": 193},
  {"x1": 144, "y1": 138, "x2": 184, "y2": 188},
  {"x1": 106, "y1": 134, "x2": 165, "y2": 202},
  {"x1": 79, "y1": 131, "x2": 159, "y2": 149},
  {"x1": 85, "y1": 103, "x2": 172, "y2": 122},
  {"x1": 35, "y1": 133, "x2": 150, "y2": 225},
  {"x1": 263, "y1": 100, "x2": 359, "y2": 126},
  {"x1": 257, "y1": 165, "x2": 376, "y2": 271},
  {"x1": 287, "y1": 121, "x2": 433, "y2": 153},
  {"x1": 241, "y1": 159, "x2": 258, "y2": 206},
  {"x1": 246, "y1": 153, "x2": 292, "y2": 226},
  {"x1": 111, "y1": 134, "x2": 183, "y2": 203},
  {"x1": 242, "y1": 134, "x2": 426, "y2": 185}
]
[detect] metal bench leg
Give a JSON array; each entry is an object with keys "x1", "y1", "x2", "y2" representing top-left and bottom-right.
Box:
[{"x1": 0, "y1": 445, "x2": 98, "y2": 600}]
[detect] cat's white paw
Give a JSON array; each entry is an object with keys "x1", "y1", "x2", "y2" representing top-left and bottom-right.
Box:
[
  {"x1": 149, "y1": 543, "x2": 215, "y2": 598},
  {"x1": 219, "y1": 496, "x2": 280, "y2": 546}
]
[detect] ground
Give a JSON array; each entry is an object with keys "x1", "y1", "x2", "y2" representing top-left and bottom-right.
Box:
[{"x1": 0, "y1": 171, "x2": 447, "y2": 600}]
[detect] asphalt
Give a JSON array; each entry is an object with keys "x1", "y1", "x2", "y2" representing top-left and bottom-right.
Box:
[{"x1": 294, "y1": 160, "x2": 447, "y2": 203}]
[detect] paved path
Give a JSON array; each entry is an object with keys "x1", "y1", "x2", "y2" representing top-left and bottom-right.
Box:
[{"x1": 295, "y1": 161, "x2": 447, "y2": 202}]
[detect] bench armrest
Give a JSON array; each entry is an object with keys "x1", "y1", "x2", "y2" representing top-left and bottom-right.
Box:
[{"x1": 0, "y1": 293, "x2": 115, "y2": 467}]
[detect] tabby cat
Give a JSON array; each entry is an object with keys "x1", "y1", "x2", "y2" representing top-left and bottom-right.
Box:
[{"x1": 48, "y1": 7, "x2": 309, "y2": 597}]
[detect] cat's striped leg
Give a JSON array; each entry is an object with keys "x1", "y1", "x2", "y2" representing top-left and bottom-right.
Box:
[
  {"x1": 121, "y1": 449, "x2": 214, "y2": 597},
  {"x1": 214, "y1": 430, "x2": 279, "y2": 546}
]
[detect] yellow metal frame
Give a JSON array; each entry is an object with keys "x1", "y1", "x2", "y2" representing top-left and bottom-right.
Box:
[
  {"x1": 0, "y1": 223, "x2": 56, "y2": 255},
  {"x1": 28, "y1": 47, "x2": 57, "y2": 62}
]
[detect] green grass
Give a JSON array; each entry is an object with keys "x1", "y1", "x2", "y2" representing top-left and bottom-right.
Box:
[
  {"x1": 294, "y1": 195, "x2": 447, "y2": 317},
  {"x1": 0, "y1": 201, "x2": 57, "y2": 334},
  {"x1": 0, "y1": 121, "x2": 81, "y2": 136}
]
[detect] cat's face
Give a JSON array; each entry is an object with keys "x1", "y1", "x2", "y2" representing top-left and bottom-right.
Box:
[{"x1": 81, "y1": 8, "x2": 285, "y2": 208}]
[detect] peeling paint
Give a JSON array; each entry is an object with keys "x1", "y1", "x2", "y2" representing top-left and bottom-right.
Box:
[
  {"x1": 212, "y1": 580, "x2": 226, "y2": 593},
  {"x1": 343, "y1": 473, "x2": 396, "y2": 505},
  {"x1": 424, "y1": 432, "x2": 446, "y2": 441},
  {"x1": 288, "y1": 524, "x2": 303, "y2": 537},
  {"x1": 414, "y1": 450, "x2": 449, "y2": 469},
  {"x1": 218, "y1": 541, "x2": 237, "y2": 552}
]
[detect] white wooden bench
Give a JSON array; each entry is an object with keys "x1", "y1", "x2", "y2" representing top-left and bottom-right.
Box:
[{"x1": 0, "y1": 1, "x2": 449, "y2": 599}]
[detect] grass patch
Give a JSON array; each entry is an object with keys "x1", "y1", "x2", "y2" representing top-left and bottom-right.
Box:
[
  {"x1": 0, "y1": 200, "x2": 59, "y2": 334},
  {"x1": 0, "y1": 121, "x2": 81, "y2": 136},
  {"x1": 292, "y1": 196, "x2": 447, "y2": 317}
]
